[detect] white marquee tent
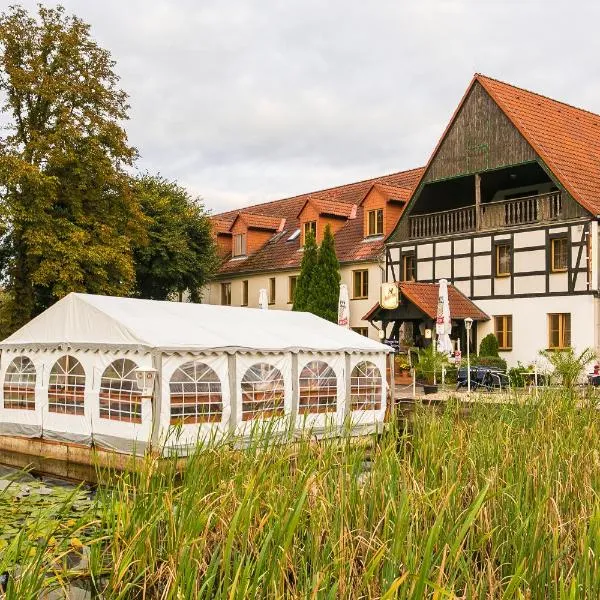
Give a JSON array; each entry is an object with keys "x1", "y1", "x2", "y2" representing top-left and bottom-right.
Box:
[{"x1": 0, "y1": 293, "x2": 391, "y2": 454}]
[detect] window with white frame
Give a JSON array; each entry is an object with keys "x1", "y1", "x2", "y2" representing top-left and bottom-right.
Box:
[
  {"x1": 350, "y1": 361, "x2": 382, "y2": 411},
  {"x1": 241, "y1": 362, "x2": 285, "y2": 420},
  {"x1": 298, "y1": 360, "x2": 337, "y2": 414},
  {"x1": 170, "y1": 361, "x2": 223, "y2": 424},
  {"x1": 3, "y1": 356, "x2": 36, "y2": 410},
  {"x1": 99, "y1": 359, "x2": 142, "y2": 423},
  {"x1": 48, "y1": 355, "x2": 86, "y2": 415}
]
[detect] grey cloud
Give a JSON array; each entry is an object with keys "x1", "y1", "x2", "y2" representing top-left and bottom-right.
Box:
[{"x1": 7, "y1": 0, "x2": 600, "y2": 213}]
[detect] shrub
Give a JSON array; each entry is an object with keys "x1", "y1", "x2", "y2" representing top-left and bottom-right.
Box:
[
  {"x1": 470, "y1": 355, "x2": 507, "y2": 371},
  {"x1": 479, "y1": 333, "x2": 499, "y2": 357},
  {"x1": 415, "y1": 344, "x2": 449, "y2": 385},
  {"x1": 539, "y1": 347, "x2": 597, "y2": 390}
]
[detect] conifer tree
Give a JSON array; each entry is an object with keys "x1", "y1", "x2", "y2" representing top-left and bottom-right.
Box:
[
  {"x1": 292, "y1": 228, "x2": 318, "y2": 312},
  {"x1": 308, "y1": 224, "x2": 340, "y2": 322}
]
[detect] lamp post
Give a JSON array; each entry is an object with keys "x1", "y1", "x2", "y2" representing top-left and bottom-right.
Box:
[{"x1": 464, "y1": 318, "x2": 473, "y2": 394}]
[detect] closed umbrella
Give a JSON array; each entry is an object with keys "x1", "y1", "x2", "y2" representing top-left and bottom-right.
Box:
[
  {"x1": 338, "y1": 284, "x2": 350, "y2": 328},
  {"x1": 258, "y1": 288, "x2": 268, "y2": 310},
  {"x1": 436, "y1": 279, "x2": 453, "y2": 355}
]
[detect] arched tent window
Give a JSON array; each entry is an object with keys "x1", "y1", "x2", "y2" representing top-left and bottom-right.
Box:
[
  {"x1": 299, "y1": 360, "x2": 337, "y2": 414},
  {"x1": 3, "y1": 356, "x2": 36, "y2": 410},
  {"x1": 170, "y1": 361, "x2": 222, "y2": 424},
  {"x1": 350, "y1": 361, "x2": 382, "y2": 411},
  {"x1": 99, "y1": 359, "x2": 142, "y2": 423},
  {"x1": 241, "y1": 362, "x2": 284, "y2": 421},
  {"x1": 48, "y1": 355, "x2": 86, "y2": 415}
]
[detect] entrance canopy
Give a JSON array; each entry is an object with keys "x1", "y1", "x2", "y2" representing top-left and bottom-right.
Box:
[
  {"x1": 363, "y1": 282, "x2": 489, "y2": 323},
  {"x1": 0, "y1": 293, "x2": 391, "y2": 354}
]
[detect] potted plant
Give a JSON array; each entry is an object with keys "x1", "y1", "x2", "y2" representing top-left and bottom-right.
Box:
[
  {"x1": 416, "y1": 344, "x2": 449, "y2": 394},
  {"x1": 394, "y1": 353, "x2": 413, "y2": 384}
]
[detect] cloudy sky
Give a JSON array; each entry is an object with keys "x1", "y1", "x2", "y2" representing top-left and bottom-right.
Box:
[{"x1": 8, "y1": 0, "x2": 600, "y2": 213}]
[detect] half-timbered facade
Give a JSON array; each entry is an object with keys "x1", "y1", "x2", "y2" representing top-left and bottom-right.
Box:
[{"x1": 378, "y1": 74, "x2": 600, "y2": 365}]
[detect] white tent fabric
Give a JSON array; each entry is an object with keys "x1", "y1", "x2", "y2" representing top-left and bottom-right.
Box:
[
  {"x1": 0, "y1": 293, "x2": 391, "y2": 354},
  {"x1": 0, "y1": 294, "x2": 390, "y2": 455}
]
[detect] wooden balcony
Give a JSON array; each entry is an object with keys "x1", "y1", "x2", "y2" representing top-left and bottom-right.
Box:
[{"x1": 408, "y1": 191, "x2": 562, "y2": 239}]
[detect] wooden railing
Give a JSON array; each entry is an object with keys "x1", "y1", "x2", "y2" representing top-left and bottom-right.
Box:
[
  {"x1": 409, "y1": 205, "x2": 476, "y2": 239},
  {"x1": 479, "y1": 191, "x2": 562, "y2": 230},
  {"x1": 408, "y1": 192, "x2": 562, "y2": 239}
]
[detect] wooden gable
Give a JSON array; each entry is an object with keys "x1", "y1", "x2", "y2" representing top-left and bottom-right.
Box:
[{"x1": 423, "y1": 80, "x2": 537, "y2": 184}]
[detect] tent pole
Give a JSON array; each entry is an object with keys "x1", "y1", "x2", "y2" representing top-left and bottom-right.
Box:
[
  {"x1": 150, "y1": 351, "x2": 163, "y2": 452},
  {"x1": 228, "y1": 354, "x2": 238, "y2": 437}
]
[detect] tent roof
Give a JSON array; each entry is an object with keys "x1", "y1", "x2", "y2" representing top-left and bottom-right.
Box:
[{"x1": 0, "y1": 293, "x2": 390, "y2": 354}]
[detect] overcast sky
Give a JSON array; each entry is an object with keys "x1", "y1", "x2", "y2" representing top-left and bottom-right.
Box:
[{"x1": 7, "y1": 0, "x2": 600, "y2": 214}]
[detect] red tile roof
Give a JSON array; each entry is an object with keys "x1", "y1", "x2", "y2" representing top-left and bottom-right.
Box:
[
  {"x1": 212, "y1": 218, "x2": 233, "y2": 234},
  {"x1": 362, "y1": 282, "x2": 489, "y2": 322},
  {"x1": 366, "y1": 183, "x2": 413, "y2": 203},
  {"x1": 475, "y1": 74, "x2": 600, "y2": 216},
  {"x1": 231, "y1": 213, "x2": 285, "y2": 231},
  {"x1": 298, "y1": 197, "x2": 357, "y2": 219},
  {"x1": 212, "y1": 167, "x2": 424, "y2": 277}
]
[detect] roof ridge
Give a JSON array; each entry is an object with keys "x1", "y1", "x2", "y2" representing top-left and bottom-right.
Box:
[
  {"x1": 211, "y1": 166, "x2": 424, "y2": 219},
  {"x1": 476, "y1": 73, "x2": 600, "y2": 120}
]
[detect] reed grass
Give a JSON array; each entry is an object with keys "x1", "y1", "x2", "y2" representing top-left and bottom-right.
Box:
[{"x1": 4, "y1": 390, "x2": 600, "y2": 598}]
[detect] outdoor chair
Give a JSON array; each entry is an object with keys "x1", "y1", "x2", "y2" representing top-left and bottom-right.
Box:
[{"x1": 456, "y1": 367, "x2": 509, "y2": 391}]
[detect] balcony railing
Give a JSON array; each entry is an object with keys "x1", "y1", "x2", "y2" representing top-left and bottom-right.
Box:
[{"x1": 408, "y1": 191, "x2": 562, "y2": 239}]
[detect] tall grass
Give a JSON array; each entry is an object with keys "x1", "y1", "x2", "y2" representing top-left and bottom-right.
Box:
[{"x1": 4, "y1": 390, "x2": 600, "y2": 598}]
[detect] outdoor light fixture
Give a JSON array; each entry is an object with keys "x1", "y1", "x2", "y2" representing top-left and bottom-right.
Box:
[
  {"x1": 133, "y1": 367, "x2": 157, "y2": 398},
  {"x1": 464, "y1": 318, "x2": 473, "y2": 394}
]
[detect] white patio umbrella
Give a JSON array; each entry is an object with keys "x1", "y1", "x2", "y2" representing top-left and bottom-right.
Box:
[
  {"x1": 338, "y1": 284, "x2": 350, "y2": 328},
  {"x1": 436, "y1": 278, "x2": 453, "y2": 355},
  {"x1": 258, "y1": 288, "x2": 268, "y2": 310}
]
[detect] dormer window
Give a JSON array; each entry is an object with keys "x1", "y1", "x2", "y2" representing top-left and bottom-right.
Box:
[
  {"x1": 303, "y1": 221, "x2": 316, "y2": 244},
  {"x1": 367, "y1": 209, "x2": 384, "y2": 236},
  {"x1": 233, "y1": 233, "x2": 247, "y2": 257}
]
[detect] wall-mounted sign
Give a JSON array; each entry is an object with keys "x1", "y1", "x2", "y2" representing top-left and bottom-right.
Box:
[
  {"x1": 380, "y1": 283, "x2": 399, "y2": 310},
  {"x1": 384, "y1": 338, "x2": 400, "y2": 352}
]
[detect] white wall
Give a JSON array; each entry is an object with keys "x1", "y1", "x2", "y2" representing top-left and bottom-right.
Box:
[{"x1": 476, "y1": 294, "x2": 598, "y2": 367}]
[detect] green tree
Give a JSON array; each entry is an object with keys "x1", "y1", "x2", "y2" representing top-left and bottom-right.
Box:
[
  {"x1": 0, "y1": 4, "x2": 143, "y2": 331},
  {"x1": 307, "y1": 224, "x2": 341, "y2": 322},
  {"x1": 292, "y1": 228, "x2": 318, "y2": 312},
  {"x1": 479, "y1": 333, "x2": 500, "y2": 357},
  {"x1": 132, "y1": 174, "x2": 219, "y2": 302}
]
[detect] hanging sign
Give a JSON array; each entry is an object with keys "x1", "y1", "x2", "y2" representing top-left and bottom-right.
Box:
[{"x1": 380, "y1": 282, "x2": 399, "y2": 310}]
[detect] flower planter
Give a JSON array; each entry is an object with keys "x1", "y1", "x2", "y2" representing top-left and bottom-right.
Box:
[
  {"x1": 394, "y1": 369, "x2": 413, "y2": 385},
  {"x1": 422, "y1": 384, "x2": 438, "y2": 395}
]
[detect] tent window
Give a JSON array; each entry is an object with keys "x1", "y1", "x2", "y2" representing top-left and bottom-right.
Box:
[
  {"x1": 99, "y1": 359, "x2": 142, "y2": 423},
  {"x1": 299, "y1": 360, "x2": 337, "y2": 414},
  {"x1": 241, "y1": 362, "x2": 285, "y2": 420},
  {"x1": 170, "y1": 361, "x2": 223, "y2": 424},
  {"x1": 350, "y1": 361, "x2": 382, "y2": 411},
  {"x1": 3, "y1": 356, "x2": 36, "y2": 411},
  {"x1": 48, "y1": 355, "x2": 86, "y2": 415}
]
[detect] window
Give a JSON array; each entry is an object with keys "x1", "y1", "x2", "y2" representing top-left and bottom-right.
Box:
[
  {"x1": 233, "y1": 233, "x2": 247, "y2": 257},
  {"x1": 402, "y1": 253, "x2": 416, "y2": 281},
  {"x1": 241, "y1": 280, "x2": 248, "y2": 306},
  {"x1": 3, "y1": 356, "x2": 36, "y2": 410},
  {"x1": 221, "y1": 282, "x2": 231, "y2": 305},
  {"x1": 99, "y1": 359, "x2": 142, "y2": 423},
  {"x1": 495, "y1": 244, "x2": 511, "y2": 277},
  {"x1": 303, "y1": 221, "x2": 316, "y2": 244},
  {"x1": 548, "y1": 313, "x2": 571, "y2": 349},
  {"x1": 299, "y1": 361, "x2": 337, "y2": 414},
  {"x1": 352, "y1": 270, "x2": 369, "y2": 299},
  {"x1": 494, "y1": 315, "x2": 513, "y2": 351},
  {"x1": 288, "y1": 276, "x2": 297, "y2": 303},
  {"x1": 241, "y1": 363, "x2": 285, "y2": 420},
  {"x1": 48, "y1": 355, "x2": 85, "y2": 415},
  {"x1": 352, "y1": 327, "x2": 369, "y2": 337},
  {"x1": 551, "y1": 237, "x2": 568, "y2": 272},
  {"x1": 269, "y1": 277, "x2": 276, "y2": 304},
  {"x1": 367, "y1": 208, "x2": 384, "y2": 236},
  {"x1": 350, "y1": 361, "x2": 382, "y2": 411},
  {"x1": 170, "y1": 361, "x2": 222, "y2": 424}
]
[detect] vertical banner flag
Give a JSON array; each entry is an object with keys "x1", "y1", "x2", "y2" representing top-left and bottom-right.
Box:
[
  {"x1": 338, "y1": 284, "x2": 350, "y2": 327},
  {"x1": 258, "y1": 288, "x2": 268, "y2": 310}
]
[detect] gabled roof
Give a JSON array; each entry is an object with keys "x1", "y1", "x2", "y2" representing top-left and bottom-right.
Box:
[
  {"x1": 476, "y1": 74, "x2": 600, "y2": 216},
  {"x1": 362, "y1": 282, "x2": 489, "y2": 322},
  {"x1": 361, "y1": 183, "x2": 412, "y2": 204},
  {"x1": 230, "y1": 213, "x2": 286, "y2": 232},
  {"x1": 297, "y1": 197, "x2": 357, "y2": 219},
  {"x1": 212, "y1": 218, "x2": 233, "y2": 235},
  {"x1": 213, "y1": 167, "x2": 424, "y2": 277},
  {"x1": 401, "y1": 74, "x2": 600, "y2": 221},
  {"x1": 0, "y1": 293, "x2": 391, "y2": 354}
]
